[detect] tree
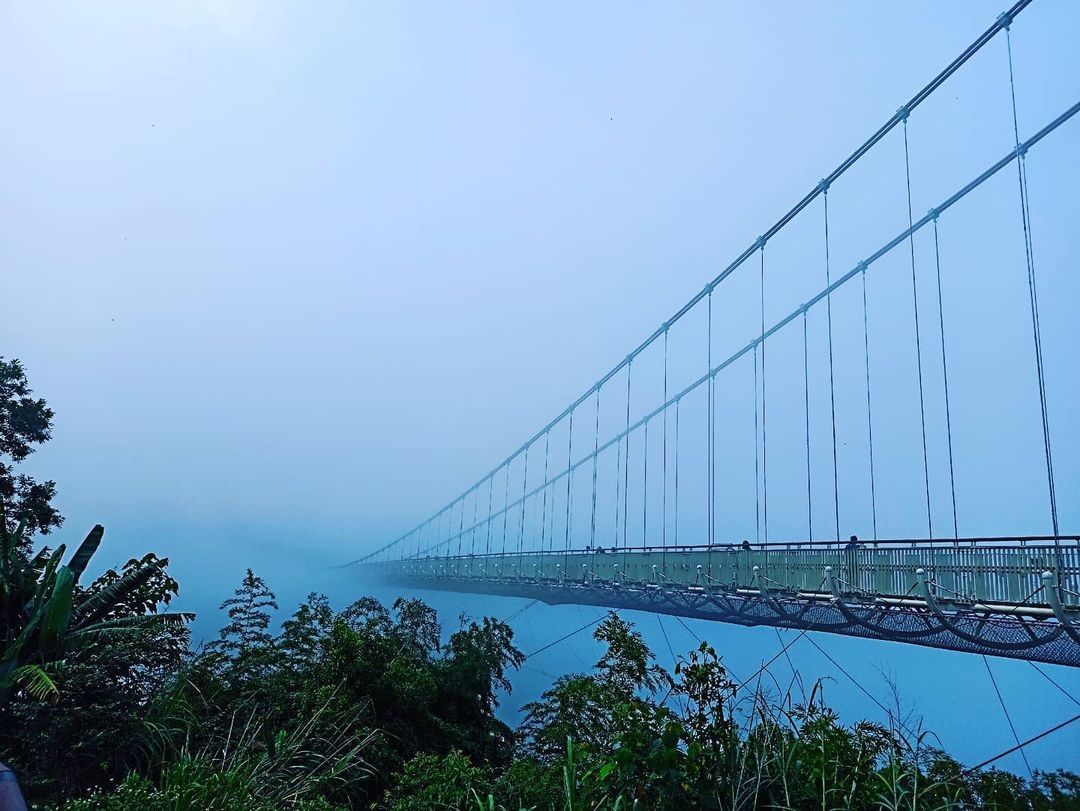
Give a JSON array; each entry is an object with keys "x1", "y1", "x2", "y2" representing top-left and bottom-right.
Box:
[
  {"x1": 0, "y1": 358, "x2": 61, "y2": 541},
  {"x1": 278, "y1": 592, "x2": 334, "y2": 675},
  {"x1": 205, "y1": 569, "x2": 279, "y2": 692}
]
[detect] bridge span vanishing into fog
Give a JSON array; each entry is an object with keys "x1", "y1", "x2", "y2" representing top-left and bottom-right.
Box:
[{"x1": 354, "y1": 0, "x2": 1080, "y2": 670}]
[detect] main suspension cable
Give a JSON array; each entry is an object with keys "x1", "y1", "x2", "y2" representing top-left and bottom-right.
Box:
[{"x1": 355, "y1": 1, "x2": 1034, "y2": 564}]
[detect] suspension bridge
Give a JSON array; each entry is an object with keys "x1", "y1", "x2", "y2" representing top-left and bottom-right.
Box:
[{"x1": 352, "y1": 1, "x2": 1080, "y2": 670}]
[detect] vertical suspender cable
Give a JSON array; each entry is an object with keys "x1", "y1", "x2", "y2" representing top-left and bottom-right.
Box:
[
  {"x1": 471, "y1": 480, "x2": 479, "y2": 557},
  {"x1": 932, "y1": 217, "x2": 959, "y2": 540},
  {"x1": 861, "y1": 265, "x2": 879, "y2": 542},
  {"x1": 563, "y1": 410, "x2": 575, "y2": 571},
  {"x1": 518, "y1": 447, "x2": 529, "y2": 563},
  {"x1": 674, "y1": 398, "x2": 681, "y2": 550},
  {"x1": 486, "y1": 472, "x2": 495, "y2": 555},
  {"x1": 803, "y1": 309, "x2": 813, "y2": 541},
  {"x1": 753, "y1": 320, "x2": 761, "y2": 545},
  {"x1": 614, "y1": 382, "x2": 623, "y2": 550},
  {"x1": 760, "y1": 242, "x2": 769, "y2": 545},
  {"x1": 662, "y1": 327, "x2": 669, "y2": 567},
  {"x1": 540, "y1": 430, "x2": 550, "y2": 558},
  {"x1": 1004, "y1": 21, "x2": 1059, "y2": 541},
  {"x1": 707, "y1": 289, "x2": 715, "y2": 573},
  {"x1": 902, "y1": 112, "x2": 934, "y2": 540},
  {"x1": 823, "y1": 185, "x2": 841, "y2": 546},
  {"x1": 501, "y1": 462, "x2": 511, "y2": 556},
  {"x1": 590, "y1": 388, "x2": 600, "y2": 550},
  {"x1": 642, "y1": 417, "x2": 649, "y2": 550},
  {"x1": 622, "y1": 361, "x2": 632, "y2": 564},
  {"x1": 460, "y1": 492, "x2": 468, "y2": 561}
]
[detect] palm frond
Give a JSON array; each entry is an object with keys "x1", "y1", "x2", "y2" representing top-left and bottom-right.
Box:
[
  {"x1": 73, "y1": 559, "x2": 162, "y2": 625},
  {"x1": 12, "y1": 663, "x2": 60, "y2": 702},
  {"x1": 66, "y1": 524, "x2": 104, "y2": 583}
]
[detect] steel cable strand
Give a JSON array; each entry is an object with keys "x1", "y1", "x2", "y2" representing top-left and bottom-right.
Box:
[
  {"x1": 662, "y1": 327, "x2": 669, "y2": 570},
  {"x1": 983, "y1": 654, "x2": 1033, "y2": 777},
  {"x1": 760, "y1": 243, "x2": 769, "y2": 547},
  {"x1": 562, "y1": 409, "x2": 574, "y2": 573},
  {"x1": 861, "y1": 266, "x2": 879, "y2": 541},
  {"x1": 901, "y1": 114, "x2": 934, "y2": 539},
  {"x1": 707, "y1": 289, "x2": 715, "y2": 573},
  {"x1": 590, "y1": 388, "x2": 600, "y2": 553},
  {"x1": 802, "y1": 310, "x2": 813, "y2": 541},
  {"x1": 822, "y1": 189, "x2": 841, "y2": 545},
  {"x1": 1004, "y1": 23, "x2": 1060, "y2": 551},
  {"x1": 931, "y1": 217, "x2": 959, "y2": 541}
]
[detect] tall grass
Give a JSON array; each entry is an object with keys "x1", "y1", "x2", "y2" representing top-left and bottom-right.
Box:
[{"x1": 65, "y1": 694, "x2": 375, "y2": 810}]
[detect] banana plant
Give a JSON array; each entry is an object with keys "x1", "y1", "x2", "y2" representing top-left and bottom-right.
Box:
[{"x1": 0, "y1": 521, "x2": 190, "y2": 707}]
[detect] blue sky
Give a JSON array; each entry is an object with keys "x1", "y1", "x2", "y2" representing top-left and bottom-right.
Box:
[{"x1": 3, "y1": 0, "x2": 1079, "y2": 773}]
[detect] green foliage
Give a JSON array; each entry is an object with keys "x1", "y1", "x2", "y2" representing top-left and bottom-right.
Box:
[
  {"x1": 0, "y1": 356, "x2": 62, "y2": 540},
  {"x1": 385, "y1": 750, "x2": 491, "y2": 810},
  {"x1": 0, "y1": 539, "x2": 191, "y2": 799},
  {"x1": 0, "y1": 522, "x2": 190, "y2": 709}
]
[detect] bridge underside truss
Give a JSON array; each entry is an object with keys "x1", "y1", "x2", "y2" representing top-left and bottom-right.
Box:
[{"x1": 365, "y1": 569, "x2": 1080, "y2": 668}]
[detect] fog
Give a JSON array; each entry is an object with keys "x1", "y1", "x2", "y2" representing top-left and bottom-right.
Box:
[{"x1": 3, "y1": 0, "x2": 1079, "y2": 773}]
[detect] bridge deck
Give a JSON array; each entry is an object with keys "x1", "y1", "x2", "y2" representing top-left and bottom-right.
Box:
[{"x1": 364, "y1": 540, "x2": 1080, "y2": 667}]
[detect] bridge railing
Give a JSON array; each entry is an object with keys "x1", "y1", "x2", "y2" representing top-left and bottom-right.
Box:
[{"x1": 373, "y1": 537, "x2": 1080, "y2": 611}]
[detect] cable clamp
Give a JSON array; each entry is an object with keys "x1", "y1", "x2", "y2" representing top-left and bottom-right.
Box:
[
  {"x1": 755, "y1": 235, "x2": 766, "y2": 250},
  {"x1": 856, "y1": 260, "x2": 868, "y2": 275},
  {"x1": 817, "y1": 178, "x2": 831, "y2": 194},
  {"x1": 927, "y1": 207, "x2": 939, "y2": 221},
  {"x1": 662, "y1": 320, "x2": 670, "y2": 333},
  {"x1": 705, "y1": 280, "x2": 717, "y2": 295},
  {"x1": 997, "y1": 11, "x2": 1012, "y2": 30},
  {"x1": 896, "y1": 104, "x2": 910, "y2": 123},
  {"x1": 1017, "y1": 142, "x2": 1028, "y2": 158}
]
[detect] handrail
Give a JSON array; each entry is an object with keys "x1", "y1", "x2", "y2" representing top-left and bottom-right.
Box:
[{"x1": 384, "y1": 535, "x2": 1080, "y2": 560}]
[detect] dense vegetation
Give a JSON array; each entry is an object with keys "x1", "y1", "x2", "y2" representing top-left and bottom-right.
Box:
[{"x1": 2, "y1": 356, "x2": 1079, "y2": 809}]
